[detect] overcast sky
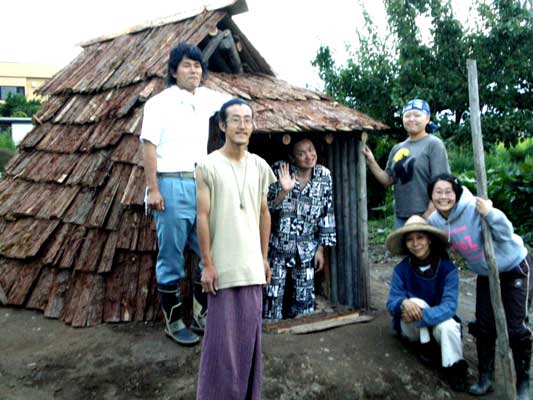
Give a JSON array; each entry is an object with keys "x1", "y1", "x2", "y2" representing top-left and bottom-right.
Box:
[
  {"x1": 0, "y1": 0, "x2": 473, "y2": 89},
  {"x1": 0, "y1": 0, "x2": 389, "y2": 89}
]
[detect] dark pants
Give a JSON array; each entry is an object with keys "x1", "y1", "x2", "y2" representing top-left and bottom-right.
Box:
[{"x1": 475, "y1": 255, "x2": 533, "y2": 347}]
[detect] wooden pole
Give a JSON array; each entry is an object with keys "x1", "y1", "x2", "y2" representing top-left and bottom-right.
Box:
[
  {"x1": 348, "y1": 136, "x2": 359, "y2": 306},
  {"x1": 467, "y1": 59, "x2": 516, "y2": 399},
  {"x1": 357, "y1": 132, "x2": 370, "y2": 309},
  {"x1": 340, "y1": 137, "x2": 353, "y2": 306},
  {"x1": 219, "y1": 32, "x2": 243, "y2": 74},
  {"x1": 328, "y1": 141, "x2": 339, "y2": 303}
]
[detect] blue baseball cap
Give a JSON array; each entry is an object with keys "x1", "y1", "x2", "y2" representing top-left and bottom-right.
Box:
[{"x1": 402, "y1": 99, "x2": 431, "y2": 115}]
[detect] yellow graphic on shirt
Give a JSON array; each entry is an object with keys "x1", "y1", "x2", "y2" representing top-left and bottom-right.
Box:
[{"x1": 393, "y1": 148, "x2": 410, "y2": 163}]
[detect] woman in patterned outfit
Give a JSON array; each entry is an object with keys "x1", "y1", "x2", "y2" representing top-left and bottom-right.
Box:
[{"x1": 263, "y1": 138, "x2": 336, "y2": 320}]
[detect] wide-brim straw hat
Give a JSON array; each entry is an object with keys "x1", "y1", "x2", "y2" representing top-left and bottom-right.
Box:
[{"x1": 385, "y1": 215, "x2": 448, "y2": 256}]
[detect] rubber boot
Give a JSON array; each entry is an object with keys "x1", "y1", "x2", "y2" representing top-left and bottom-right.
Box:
[
  {"x1": 158, "y1": 284, "x2": 200, "y2": 346},
  {"x1": 191, "y1": 280, "x2": 207, "y2": 335},
  {"x1": 469, "y1": 338, "x2": 495, "y2": 396},
  {"x1": 513, "y1": 340, "x2": 532, "y2": 400},
  {"x1": 444, "y1": 359, "x2": 469, "y2": 392}
]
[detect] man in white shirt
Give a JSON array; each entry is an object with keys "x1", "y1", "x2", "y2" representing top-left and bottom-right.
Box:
[{"x1": 140, "y1": 43, "x2": 229, "y2": 346}]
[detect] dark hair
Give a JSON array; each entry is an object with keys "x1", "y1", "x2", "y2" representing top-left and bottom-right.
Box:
[
  {"x1": 166, "y1": 43, "x2": 207, "y2": 87},
  {"x1": 286, "y1": 135, "x2": 317, "y2": 161},
  {"x1": 428, "y1": 173, "x2": 463, "y2": 201},
  {"x1": 400, "y1": 231, "x2": 450, "y2": 259},
  {"x1": 217, "y1": 98, "x2": 253, "y2": 124}
]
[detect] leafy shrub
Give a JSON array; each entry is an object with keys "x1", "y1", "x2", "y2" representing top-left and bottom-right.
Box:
[
  {"x1": 0, "y1": 148, "x2": 15, "y2": 175},
  {"x1": 0, "y1": 129, "x2": 16, "y2": 151},
  {"x1": 0, "y1": 94, "x2": 41, "y2": 118},
  {"x1": 0, "y1": 129, "x2": 16, "y2": 176},
  {"x1": 368, "y1": 214, "x2": 395, "y2": 244},
  {"x1": 455, "y1": 139, "x2": 533, "y2": 245},
  {"x1": 367, "y1": 138, "x2": 532, "y2": 246}
]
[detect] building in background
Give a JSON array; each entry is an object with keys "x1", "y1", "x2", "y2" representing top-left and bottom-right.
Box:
[
  {"x1": 0, "y1": 117, "x2": 33, "y2": 145},
  {"x1": 0, "y1": 62, "x2": 60, "y2": 101}
]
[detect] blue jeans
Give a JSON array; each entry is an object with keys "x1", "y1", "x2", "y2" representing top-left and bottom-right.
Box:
[
  {"x1": 395, "y1": 214, "x2": 424, "y2": 228},
  {"x1": 153, "y1": 176, "x2": 201, "y2": 285},
  {"x1": 394, "y1": 215, "x2": 409, "y2": 228}
]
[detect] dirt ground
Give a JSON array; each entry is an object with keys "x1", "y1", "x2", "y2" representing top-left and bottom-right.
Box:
[{"x1": 0, "y1": 243, "x2": 529, "y2": 400}]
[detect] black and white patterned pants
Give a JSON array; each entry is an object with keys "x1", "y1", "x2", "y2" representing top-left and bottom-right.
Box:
[{"x1": 263, "y1": 254, "x2": 315, "y2": 320}]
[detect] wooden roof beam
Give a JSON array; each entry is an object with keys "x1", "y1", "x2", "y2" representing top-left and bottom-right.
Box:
[
  {"x1": 210, "y1": 50, "x2": 233, "y2": 73},
  {"x1": 202, "y1": 29, "x2": 228, "y2": 64},
  {"x1": 219, "y1": 31, "x2": 243, "y2": 74}
]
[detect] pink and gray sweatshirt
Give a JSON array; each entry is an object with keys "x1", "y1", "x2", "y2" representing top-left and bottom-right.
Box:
[{"x1": 428, "y1": 187, "x2": 527, "y2": 276}]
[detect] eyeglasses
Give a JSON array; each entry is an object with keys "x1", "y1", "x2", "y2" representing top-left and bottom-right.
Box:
[{"x1": 227, "y1": 117, "x2": 253, "y2": 126}]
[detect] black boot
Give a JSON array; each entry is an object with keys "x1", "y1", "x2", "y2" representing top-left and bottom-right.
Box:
[
  {"x1": 191, "y1": 280, "x2": 207, "y2": 335},
  {"x1": 158, "y1": 284, "x2": 200, "y2": 346},
  {"x1": 469, "y1": 338, "x2": 495, "y2": 396},
  {"x1": 417, "y1": 340, "x2": 441, "y2": 368},
  {"x1": 443, "y1": 359, "x2": 469, "y2": 392},
  {"x1": 513, "y1": 340, "x2": 532, "y2": 400}
]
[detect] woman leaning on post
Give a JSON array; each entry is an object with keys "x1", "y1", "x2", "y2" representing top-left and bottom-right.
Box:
[
  {"x1": 386, "y1": 215, "x2": 468, "y2": 392},
  {"x1": 428, "y1": 174, "x2": 532, "y2": 399},
  {"x1": 363, "y1": 99, "x2": 450, "y2": 228}
]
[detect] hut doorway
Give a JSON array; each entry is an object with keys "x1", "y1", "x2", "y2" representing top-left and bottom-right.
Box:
[{"x1": 208, "y1": 118, "x2": 371, "y2": 320}]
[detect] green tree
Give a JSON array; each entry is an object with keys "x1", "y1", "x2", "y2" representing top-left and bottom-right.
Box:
[
  {"x1": 0, "y1": 128, "x2": 15, "y2": 151},
  {"x1": 0, "y1": 128, "x2": 16, "y2": 175},
  {"x1": 313, "y1": 0, "x2": 533, "y2": 147},
  {"x1": 0, "y1": 94, "x2": 42, "y2": 118}
]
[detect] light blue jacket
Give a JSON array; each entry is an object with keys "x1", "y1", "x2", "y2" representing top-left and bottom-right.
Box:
[{"x1": 428, "y1": 187, "x2": 527, "y2": 276}]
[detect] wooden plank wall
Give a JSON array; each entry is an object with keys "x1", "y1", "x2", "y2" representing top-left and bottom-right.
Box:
[{"x1": 328, "y1": 135, "x2": 369, "y2": 309}]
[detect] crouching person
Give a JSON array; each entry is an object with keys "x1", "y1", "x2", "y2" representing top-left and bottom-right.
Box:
[{"x1": 385, "y1": 216, "x2": 468, "y2": 391}]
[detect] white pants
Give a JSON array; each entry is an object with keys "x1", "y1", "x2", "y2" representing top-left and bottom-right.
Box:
[{"x1": 400, "y1": 298, "x2": 463, "y2": 367}]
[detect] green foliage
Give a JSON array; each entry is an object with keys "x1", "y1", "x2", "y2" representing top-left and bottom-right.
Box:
[
  {"x1": 0, "y1": 128, "x2": 15, "y2": 151},
  {"x1": 368, "y1": 215, "x2": 395, "y2": 244},
  {"x1": 453, "y1": 139, "x2": 533, "y2": 244},
  {"x1": 313, "y1": 0, "x2": 533, "y2": 147},
  {"x1": 313, "y1": 0, "x2": 533, "y2": 240},
  {"x1": 0, "y1": 148, "x2": 15, "y2": 175},
  {"x1": 0, "y1": 129, "x2": 15, "y2": 175},
  {"x1": 0, "y1": 94, "x2": 42, "y2": 118}
]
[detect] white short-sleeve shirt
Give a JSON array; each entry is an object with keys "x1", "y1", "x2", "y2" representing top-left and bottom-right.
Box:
[{"x1": 140, "y1": 85, "x2": 230, "y2": 172}]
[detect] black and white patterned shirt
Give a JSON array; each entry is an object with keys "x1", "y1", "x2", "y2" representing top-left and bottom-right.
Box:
[{"x1": 268, "y1": 161, "x2": 336, "y2": 263}]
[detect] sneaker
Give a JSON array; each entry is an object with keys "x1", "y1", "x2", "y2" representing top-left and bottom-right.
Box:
[
  {"x1": 191, "y1": 310, "x2": 207, "y2": 335},
  {"x1": 165, "y1": 319, "x2": 200, "y2": 346},
  {"x1": 192, "y1": 295, "x2": 207, "y2": 335}
]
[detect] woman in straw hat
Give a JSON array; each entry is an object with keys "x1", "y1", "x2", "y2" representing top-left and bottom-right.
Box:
[
  {"x1": 428, "y1": 173, "x2": 532, "y2": 399},
  {"x1": 386, "y1": 215, "x2": 468, "y2": 391}
]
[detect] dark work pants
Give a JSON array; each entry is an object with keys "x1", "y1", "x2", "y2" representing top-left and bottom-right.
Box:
[{"x1": 475, "y1": 255, "x2": 533, "y2": 347}]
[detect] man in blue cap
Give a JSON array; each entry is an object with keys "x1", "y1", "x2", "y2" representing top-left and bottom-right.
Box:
[{"x1": 363, "y1": 98, "x2": 450, "y2": 227}]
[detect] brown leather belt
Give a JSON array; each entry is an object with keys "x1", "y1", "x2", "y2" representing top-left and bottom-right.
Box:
[{"x1": 157, "y1": 171, "x2": 195, "y2": 179}]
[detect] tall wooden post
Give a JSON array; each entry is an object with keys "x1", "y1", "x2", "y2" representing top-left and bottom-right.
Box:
[
  {"x1": 467, "y1": 59, "x2": 516, "y2": 399},
  {"x1": 357, "y1": 132, "x2": 370, "y2": 309}
]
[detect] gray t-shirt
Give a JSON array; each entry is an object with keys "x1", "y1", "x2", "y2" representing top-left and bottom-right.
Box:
[{"x1": 385, "y1": 134, "x2": 450, "y2": 218}]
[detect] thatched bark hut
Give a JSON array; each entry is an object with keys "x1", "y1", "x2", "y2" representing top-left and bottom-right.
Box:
[{"x1": 0, "y1": 0, "x2": 387, "y2": 326}]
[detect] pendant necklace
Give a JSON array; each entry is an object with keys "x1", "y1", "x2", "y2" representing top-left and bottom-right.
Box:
[{"x1": 230, "y1": 154, "x2": 248, "y2": 210}]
